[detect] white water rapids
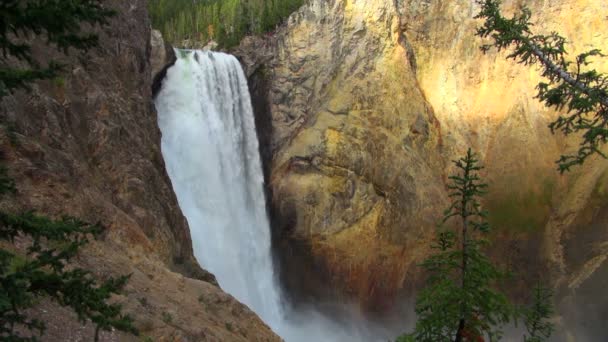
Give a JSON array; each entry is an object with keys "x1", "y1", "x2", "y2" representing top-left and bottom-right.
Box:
[{"x1": 155, "y1": 50, "x2": 392, "y2": 341}]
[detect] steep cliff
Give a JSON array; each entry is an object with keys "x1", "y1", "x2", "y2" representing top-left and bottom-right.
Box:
[
  {"x1": 0, "y1": 1, "x2": 279, "y2": 341},
  {"x1": 243, "y1": 0, "x2": 608, "y2": 336},
  {"x1": 404, "y1": 1, "x2": 608, "y2": 338},
  {"x1": 242, "y1": 0, "x2": 448, "y2": 312}
]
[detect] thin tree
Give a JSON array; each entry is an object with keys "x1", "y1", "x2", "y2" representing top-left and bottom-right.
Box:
[
  {"x1": 398, "y1": 149, "x2": 512, "y2": 342},
  {"x1": 475, "y1": 0, "x2": 608, "y2": 172},
  {"x1": 522, "y1": 285, "x2": 554, "y2": 342},
  {"x1": 398, "y1": 150, "x2": 555, "y2": 342}
]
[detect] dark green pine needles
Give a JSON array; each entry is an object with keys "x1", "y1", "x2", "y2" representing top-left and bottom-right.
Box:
[
  {"x1": 398, "y1": 149, "x2": 512, "y2": 342},
  {"x1": 523, "y1": 285, "x2": 555, "y2": 342},
  {"x1": 0, "y1": 210, "x2": 138, "y2": 341},
  {"x1": 0, "y1": 163, "x2": 138, "y2": 341},
  {"x1": 476, "y1": 0, "x2": 608, "y2": 172},
  {"x1": 397, "y1": 150, "x2": 555, "y2": 342},
  {"x1": 0, "y1": 0, "x2": 115, "y2": 96}
]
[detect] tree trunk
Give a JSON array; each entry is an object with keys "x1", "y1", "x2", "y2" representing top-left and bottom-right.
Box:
[
  {"x1": 457, "y1": 181, "x2": 469, "y2": 342},
  {"x1": 455, "y1": 318, "x2": 466, "y2": 342}
]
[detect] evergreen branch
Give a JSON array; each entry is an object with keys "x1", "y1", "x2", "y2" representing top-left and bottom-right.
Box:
[
  {"x1": 523, "y1": 41, "x2": 608, "y2": 108},
  {"x1": 476, "y1": 0, "x2": 608, "y2": 171},
  {"x1": 0, "y1": 0, "x2": 115, "y2": 98}
]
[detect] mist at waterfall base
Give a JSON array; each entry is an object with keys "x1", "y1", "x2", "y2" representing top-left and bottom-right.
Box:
[{"x1": 154, "y1": 50, "x2": 399, "y2": 341}]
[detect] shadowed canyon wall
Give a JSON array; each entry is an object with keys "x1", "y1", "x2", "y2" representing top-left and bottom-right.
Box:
[
  {"x1": 240, "y1": 0, "x2": 608, "y2": 337},
  {"x1": 0, "y1": 1, "x2": 279, "y2": 341}
]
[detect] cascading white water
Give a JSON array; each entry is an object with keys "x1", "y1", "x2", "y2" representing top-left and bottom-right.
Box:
[
  {"x1": 155, "y1": 50, "x2": 282, "y2": 325},
  {"x1": 155, "y1": 50, "x2": 392, "y2": 341}
]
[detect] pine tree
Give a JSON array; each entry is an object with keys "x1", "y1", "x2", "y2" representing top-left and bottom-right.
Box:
[
  {"x1": 398, "y1": 149, "x2": 512, "y2": 342},
  {"x1": 260, "y1": 0, "x2": 273, "y2": 33},
  {"x1": 147, "y1": 0, "x2": 305, "y2": 48},
  {"x1": 0, "y1": 1, "x2": 138, "y2": 340},
  {"x1": 522, "y1": 285, "x2": 555, "y2": 342},
  {"x1": 475, "y1": 0, "x2": 608, "y2": 172}
]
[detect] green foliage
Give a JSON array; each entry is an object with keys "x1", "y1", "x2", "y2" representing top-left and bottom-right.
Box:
[
  {"x1": 0, "y1": 174, "x2": 138, "y2": 341},
  {"x1": 395, "y1": 334, "x2": 414, "y2": 342},
  {"x1": 523, "y1": 285, "x2": 555, "y2": 342},
  {"x1": 52, "y1": 76, "x2": 66, "y2": 88},
  {"x1": 476, "y1": 0, "x2": 608, "y2": 172},
  {"x1": 0, "y1": 0, "x2": 116, "y2": 97},
  {"x1": 148, "y1": 0, "x2": 305, "y2": 48},
  {"x1": 0, "y1": 166, "x2": 15, "y2": 196},
  {"x1": 161, "y1": 311, "x2": 173, "y2": 324},
  {"x1": 399, "y1": 150, "x2": 556, "y2": 342},
  {"x1": 400, "y1": 149, "x2": 512, "y2": 342}
]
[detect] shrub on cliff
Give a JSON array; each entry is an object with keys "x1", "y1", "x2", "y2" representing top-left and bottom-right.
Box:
[{"x1": 0, "y1": 1, "x2": 138, "y2": 340}]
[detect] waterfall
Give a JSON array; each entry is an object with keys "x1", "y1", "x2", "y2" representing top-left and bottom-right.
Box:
[
  {"x1": 155, "y1": 50, "x2": 391, "y2": 341},
  {"x1": 154, "y1": 50, "x2": 282, "y2": 325}
]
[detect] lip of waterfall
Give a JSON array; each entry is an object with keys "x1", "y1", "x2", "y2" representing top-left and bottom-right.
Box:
[{"x1": 154, "y1": 49, "x2": 396, "y2": 342}]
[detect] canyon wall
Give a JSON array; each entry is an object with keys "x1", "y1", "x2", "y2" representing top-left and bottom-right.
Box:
[
  {"x1": 404, "y1": 1, "x2": 608, "y2": 338},
  {"x1": 241, "y1": 0, "x2": 449, "y2": 312},
  {"x1": 244, "y1": 0, "x2": 608, "y2": 337},
  {"x1": 0, "y1": 1, "x2": 279, "y2": 341}
]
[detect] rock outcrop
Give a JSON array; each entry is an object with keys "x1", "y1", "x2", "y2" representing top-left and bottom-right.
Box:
[
  {"x1": 0, "y1": 1, "x2": 279, "y2": 341},
  {"x1": 151, "y1": 29, "x2": 177, "y2": 97},
  {"x1": 243, "y1": 0, "x2": 608, "y2": 337}
]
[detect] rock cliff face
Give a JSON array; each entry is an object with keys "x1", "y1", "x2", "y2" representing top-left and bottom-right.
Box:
[
  {"x1": 243, "y1": 0, "x2": 608, "y2": 335},
  {"x1": 403, "y1": 1, "x2": 608, "y2": 338},
  {"x1": 0, "y1": 1, "x2": 279, "y2": 341},
  {"x1": 242, "y1": 0, "x2": 448, "y2": 312}
]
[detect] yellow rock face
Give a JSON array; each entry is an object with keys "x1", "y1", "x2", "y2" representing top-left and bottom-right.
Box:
[
  {"x1": 262, "y1": 0, "x2": 608, "y2": 330},
  {"x1": 265, "y1": 0, "x2": 447, "y2": 310},
  {"x1": 409, "y1": 2, "x2": 608, "y2": 336},
  {"x1": 405, "y1": 0, "x2": 608, "y2": 309}
]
